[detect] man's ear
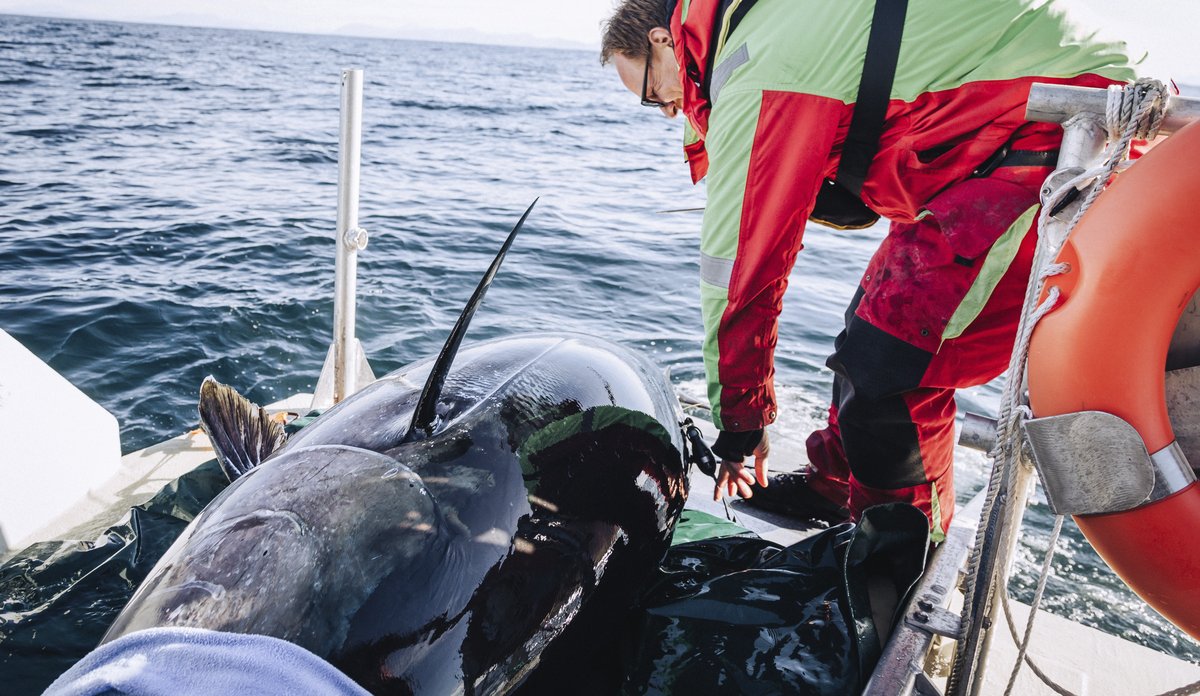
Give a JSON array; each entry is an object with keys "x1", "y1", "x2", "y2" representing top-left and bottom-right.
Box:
[{"x1": 648, "y1": 26, "x2": 673, "y2": 47}]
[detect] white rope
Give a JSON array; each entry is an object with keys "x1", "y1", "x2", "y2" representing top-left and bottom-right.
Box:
[
  {"x1": 954, "y1": 78, "x2": 1173, "y2": 693},
  {"x1": 1074, "y1": 79, "x2": 1168, "y2": 230},
  {"x1": 993, "y1": 511, "x2": 1200, "y2": 695},
  {"x1": 1000, "y1": 569, "x2": 1076, "y2": 696},
  {"x1": 1106, "y1": 81, "x2": 1169, "y2": 141},
  {"x1": 998, "y1": 563, "x2": 1200, "y2": 696},
  {"x1": 1002, "y1": 514, "x2": 1064, "y2": 696}
]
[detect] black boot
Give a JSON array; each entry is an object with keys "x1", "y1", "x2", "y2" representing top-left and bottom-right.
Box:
[{"x1": 744, "y1": 471, "x2": 851, "y2": 526}]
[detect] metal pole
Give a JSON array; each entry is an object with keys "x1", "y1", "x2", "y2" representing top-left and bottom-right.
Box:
[
  {"x1": 333, "y1": 68, "x2": 367, "y2": 404},
  {"x1": 1027, "y1": 83, "x2": 1200, "y2": 135},
  {"x1": 963, "y1": 455, "x2": 1034, "y2": 696}
]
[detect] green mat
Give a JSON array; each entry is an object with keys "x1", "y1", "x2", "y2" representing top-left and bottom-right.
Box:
[{"x1": 669, "y1": 508, "x2": 753, "y2": 545}]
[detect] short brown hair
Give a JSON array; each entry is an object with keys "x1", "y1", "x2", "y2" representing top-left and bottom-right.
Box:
[{"x1": 600, "y1": 0, "x2": 671, "y2": 65}]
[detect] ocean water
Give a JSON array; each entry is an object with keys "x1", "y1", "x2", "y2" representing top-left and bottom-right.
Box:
[{"x1": 1, "y1": 13, "x2": 1196, "y2": 670}]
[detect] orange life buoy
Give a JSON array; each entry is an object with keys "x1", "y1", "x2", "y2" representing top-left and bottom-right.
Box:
[{"x1": 1028, "y1": 120, "x2": 1200, "y2": 640}]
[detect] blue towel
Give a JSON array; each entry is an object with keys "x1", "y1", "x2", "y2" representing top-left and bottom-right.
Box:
[{"x1": 44, "y1": 627, "x2": 371, "y2": 696}]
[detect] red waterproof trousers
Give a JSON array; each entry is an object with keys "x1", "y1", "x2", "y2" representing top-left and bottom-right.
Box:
[{"x1": 804, "y1": 132, "x2": 1056, "y2": 540}]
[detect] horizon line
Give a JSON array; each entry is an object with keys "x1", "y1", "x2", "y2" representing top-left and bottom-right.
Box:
[{"x1": 0, "y1": 11, "x2": 602, "y2": 54}]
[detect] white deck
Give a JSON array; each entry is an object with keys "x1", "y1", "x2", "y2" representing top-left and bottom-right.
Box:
[
  {"x1": 977, "y1": 600, "x2": 1200, "y2": 695},
  {"x1": 4, "y1": 392, "x2": 312, "y2": 555}
]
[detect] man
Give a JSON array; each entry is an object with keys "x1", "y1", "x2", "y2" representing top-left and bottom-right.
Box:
[{"x1": 601, "y1": 0, "x2": 1134, "y2": 539}]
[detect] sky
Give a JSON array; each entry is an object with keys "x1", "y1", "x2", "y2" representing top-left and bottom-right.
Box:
[
  {"x1": 0, "y1": 0, "x2": 618, "y2": 49},
  {"x1": 0, "y1": 0, "x2": 1198, "y2": 82}
]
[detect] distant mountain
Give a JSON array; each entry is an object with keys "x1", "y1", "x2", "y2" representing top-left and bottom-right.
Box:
[
  {"x1": 331, "y1": 22, "x2": 592, "y2": 52},
  {"x1": 0, "y1": 6, "x2": 595, "y2": 52}
]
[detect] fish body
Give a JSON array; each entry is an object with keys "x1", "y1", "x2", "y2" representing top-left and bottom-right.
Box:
[{"x1": 103, "y1": 334, "x2": 689, "y2": 695}]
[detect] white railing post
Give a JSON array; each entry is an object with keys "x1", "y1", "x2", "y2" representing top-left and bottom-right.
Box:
[{"x1": 313, "y1": 68, "x2": 374, "y2": 409}]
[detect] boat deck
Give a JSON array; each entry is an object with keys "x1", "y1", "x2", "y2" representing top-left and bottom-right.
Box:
[{"x1": 8, "y1": 393, "x2": 313, "y2": 552}]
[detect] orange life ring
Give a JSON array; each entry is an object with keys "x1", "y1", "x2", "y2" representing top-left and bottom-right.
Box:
[{"x1": 1028, "y1": 120, "x2": 1200, "y2": 640}]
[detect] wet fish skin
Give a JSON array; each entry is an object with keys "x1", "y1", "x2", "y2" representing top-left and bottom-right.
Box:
[{"x1": 103, "y1": 334, "x2": 689, "y2": 695}]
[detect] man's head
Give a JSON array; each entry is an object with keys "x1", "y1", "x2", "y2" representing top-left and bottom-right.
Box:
[{"x1": 600, "y1": 0, "x2": 683, "y2": 118}]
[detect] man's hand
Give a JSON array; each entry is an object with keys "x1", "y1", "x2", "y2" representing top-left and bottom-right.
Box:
[{"x1": 713, "y1": 429, "x2": 770, "y2": 501}]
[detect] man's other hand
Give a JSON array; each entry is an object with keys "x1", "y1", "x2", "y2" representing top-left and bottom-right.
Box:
[{"x1": 713, "y1": 430, "x2": 770, "y2": 501}]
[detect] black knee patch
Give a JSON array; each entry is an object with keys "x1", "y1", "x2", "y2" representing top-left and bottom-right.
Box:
[
  {"x1": 827, "y1": 287, "x2": 935, "y2": 489},
  {"x1": 829, "y1": 308, "x2": 932, "y2": 402},
  {"x1": 835, "y1": 379, "x2": 928, "y2": 489}
]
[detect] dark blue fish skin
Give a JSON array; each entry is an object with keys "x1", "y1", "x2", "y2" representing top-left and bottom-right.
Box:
[{"x1": 102, "y1": 334, "x2": 689, "y2": 695}]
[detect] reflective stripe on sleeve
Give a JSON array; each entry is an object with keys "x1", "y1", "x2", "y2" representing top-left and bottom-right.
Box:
[
  {"x1": 710, "y1": 43, "x2": 749, "y2": 104},
  {"x1": 699, "y1": 252, "x2": 734, "y2": 289}
]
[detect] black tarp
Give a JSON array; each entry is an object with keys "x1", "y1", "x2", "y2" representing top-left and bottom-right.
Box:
[
  {"x1": 622, "y1": 503, "x2": 930, "y2": 695},
  {"x1": 0, "y1": 459, "x2": 928, "y2": 696}
]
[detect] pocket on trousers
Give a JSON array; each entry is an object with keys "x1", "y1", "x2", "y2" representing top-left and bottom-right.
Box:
[{"x1": 919, "y1": 177, "x2": 1039, "y2": 261}]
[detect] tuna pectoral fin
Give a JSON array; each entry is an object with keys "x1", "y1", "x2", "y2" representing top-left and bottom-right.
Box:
[{"x1": 198, "y1": 377, "x2": 287, "y2": 482}]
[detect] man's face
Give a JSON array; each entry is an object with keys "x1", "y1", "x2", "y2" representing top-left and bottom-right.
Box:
[{"x1": 613, "y1": 27, "x2": 683, "y2": 118}]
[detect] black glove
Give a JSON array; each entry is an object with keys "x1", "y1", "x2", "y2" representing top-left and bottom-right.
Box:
[{"x1": 711, "y1": 429, "x2": 764, "y2": 463}]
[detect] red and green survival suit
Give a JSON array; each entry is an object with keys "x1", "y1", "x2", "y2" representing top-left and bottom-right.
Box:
[{"x1": 674, "y1": 0, "x2": 1135, "y2": 539}]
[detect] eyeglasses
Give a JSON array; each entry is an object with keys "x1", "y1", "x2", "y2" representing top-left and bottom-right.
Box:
[{"x1": 641, "y1": 45, "x2": 670, "y2": 108}]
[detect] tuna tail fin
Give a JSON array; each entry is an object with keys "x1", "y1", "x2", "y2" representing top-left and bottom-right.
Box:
[
  {"x1": 198, "y1": 376, "x2": 288, "y2": 482},
  {"x1": 406, "y1": 198, "x2": 538, "y2": 440}
]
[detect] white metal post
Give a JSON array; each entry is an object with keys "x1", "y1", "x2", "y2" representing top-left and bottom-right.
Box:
[
  {"x1": 333, "y1": 68, "x2": 364, "y2": 404},
  {"x1": 313, "y1": 68, "x2": 374, "y2": 409}
]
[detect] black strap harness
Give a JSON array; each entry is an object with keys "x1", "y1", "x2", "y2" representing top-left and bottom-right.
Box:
[
  {"x1": 695, "y1": 0, "x2": 1054, "y2": 230},
  {"x1": 693, "y1": 0, "x2": 903, "y2": 228},
  {"x1": 835, "y1": 0, "x2": 910, "y2": 196},
  {"x1": 707, "y1": 0, "x2": 908, "y2": 198}
]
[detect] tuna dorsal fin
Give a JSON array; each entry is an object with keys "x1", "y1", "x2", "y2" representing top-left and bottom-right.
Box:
[
  {"x1": 406, "y1": 198, "x2": 538, "y2": 439},
  {"x1": 198, "y1": 376, "x2": 288, "y2": 482}
]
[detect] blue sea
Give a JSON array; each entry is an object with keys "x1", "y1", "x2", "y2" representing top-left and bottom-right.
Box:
[{"x1": 1, "y1": 13, "x2": 1196, "y2": 669}]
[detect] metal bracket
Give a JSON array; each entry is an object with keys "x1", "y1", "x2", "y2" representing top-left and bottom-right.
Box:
[
  {"x1": 311, "y1": 338, "x2": 376, "y2": 411},
  {"x1": 1023, "y1": 411, "x2": 1154, "y2": 515},
  {"x1": 1040, "y1": 165, "x2": 1086, "y2": 218},
  {"x1": 343, "y1": 226, "x2": 368, "y2": 251},
  {"x1": 1022, "y1": 411, "x2": 1199, "y2": 516},
  {"x1": 906, "y1": 605, "x2": 962, "y2": 640},
  {"x1": 1150, "y1": 442, "x2": 1196, "y2": 499}
]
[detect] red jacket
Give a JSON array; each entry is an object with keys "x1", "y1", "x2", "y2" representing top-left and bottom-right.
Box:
[{"x1": 673, "y1": 0, "x2": 1134, "y2": 431}]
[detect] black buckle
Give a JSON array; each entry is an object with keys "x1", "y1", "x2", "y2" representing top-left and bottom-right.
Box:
[
  {"x1": 973, "y1": 146, "x2": 1060, "y2": 178},
  {"x1": 972, "y1": 144, "x2": 1010, "y2": 179},
  {"x1": 681, "y1": 418, "x2": 717, "y2": 478}
]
